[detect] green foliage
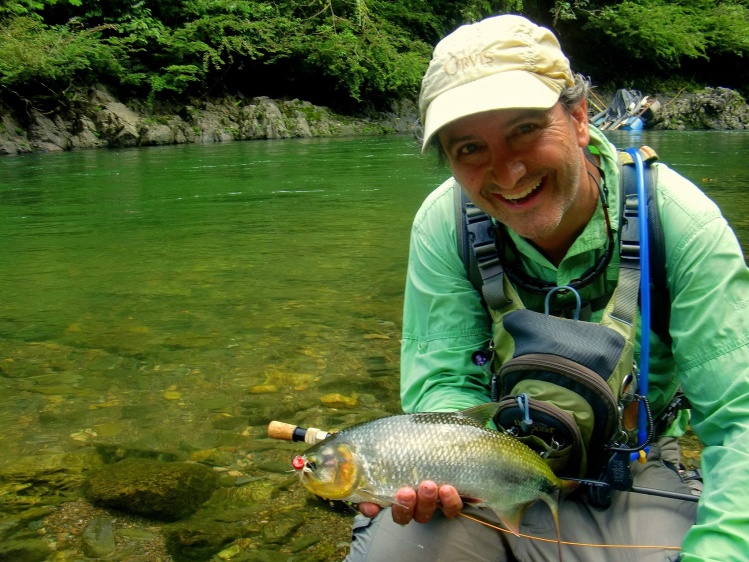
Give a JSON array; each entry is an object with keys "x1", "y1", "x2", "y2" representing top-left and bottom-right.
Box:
[
  {"x1": 148, "y1": 65, "x2": 203, "y2": 105},
  {"x1": 705, "y1": 3, "x2": 749, "y2": 55},
  {"x1": 590, "y1": 1, "x2": 707, "y2": 67},
  {"x1": 551, "y1": 1, "x2": 591, "y2": 23},
  {"x1": 574, "y1": 0, "x2": 749, "y2": 79},
  {"x1": 1, "y1": 0, "x2": 748, "y2": 110},
  {"x1": 0, "y1": 16, "x2": 120, "y2": 97},
  {"x1": 0, "y1": 1, "x2": 45, "y2": 19}
]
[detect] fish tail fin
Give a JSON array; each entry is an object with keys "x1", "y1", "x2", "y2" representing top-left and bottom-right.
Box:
[{"x1": 559, "y1": 478, "x2": 579, "y2": 500}]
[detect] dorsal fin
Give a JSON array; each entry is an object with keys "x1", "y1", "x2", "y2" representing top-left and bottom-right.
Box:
[{"x1": 457, "y1": 403, "x2": 502, "y2": 426}]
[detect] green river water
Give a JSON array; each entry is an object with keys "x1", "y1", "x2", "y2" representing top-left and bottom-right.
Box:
[{"x1": 0, "y1": 131, "x2": 748, "y2": 560}]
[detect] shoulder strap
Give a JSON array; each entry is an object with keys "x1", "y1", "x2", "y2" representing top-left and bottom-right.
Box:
[
  {"x1": 454, "y1": 185, "x2": 481, "y2": 290},
  {"x1": 619, "y1": 148, "x2": 672, "y2": 346},
  {"x1": 454, "y1": 185, "x2": 511, "y2": 310}
]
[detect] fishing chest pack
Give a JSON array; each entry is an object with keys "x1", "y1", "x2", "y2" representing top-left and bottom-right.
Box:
[{"x1": 455, "y1": 147, "x2": 680, "y2": 482}]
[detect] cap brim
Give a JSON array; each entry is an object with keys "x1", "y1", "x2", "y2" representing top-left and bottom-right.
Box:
[{"x1": 421, "y1": 70, "x2": 562, "y2": 153}]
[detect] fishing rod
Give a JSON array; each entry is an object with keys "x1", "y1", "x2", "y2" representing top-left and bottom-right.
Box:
[
  {"x1": 267, "y1": 420, "x2": 332, "y2": 444},
  {"x1": 267, "y1": 421, "x2": 699, "y2": 503},
  {"x1": 564, "y1": 476, "x2": 699, "y2": 503}
]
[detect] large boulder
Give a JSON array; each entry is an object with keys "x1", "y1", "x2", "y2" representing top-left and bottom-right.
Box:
[
  {"x1": 84, "y1": 459, "x2": 219, "y2": 521},
  {"x1": 90, "y1": 86, "x2": 142, "y2": 147},
  {"x1": 651, "y1": 87, "x2": 749, "y2": 130}
]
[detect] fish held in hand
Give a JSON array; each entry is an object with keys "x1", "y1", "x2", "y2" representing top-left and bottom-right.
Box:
[{"x1": 292, "y1": 403, "x2": 577, "y2": 539}]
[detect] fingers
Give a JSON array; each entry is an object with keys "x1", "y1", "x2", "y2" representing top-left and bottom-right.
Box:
[
  {"x1": 438, "y1": 485, "x2": 463, "y2": 518},
  {"x1": 413, "y1": 481, "x2": 439, "y2": 523},
  {"x1": 391, "y1": 486, "x2": 417, "y2": 525},
  {"x1": 358, "y1": 502, "x2": 382, "y2": 518},
  {"x1": 390, "y1": 482, "x2": 464, "y2": 526}
]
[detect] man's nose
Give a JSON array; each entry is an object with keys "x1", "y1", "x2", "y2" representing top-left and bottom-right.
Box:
[{"x1": 489, "y1": 150, "x2": 526, "y2": 189}]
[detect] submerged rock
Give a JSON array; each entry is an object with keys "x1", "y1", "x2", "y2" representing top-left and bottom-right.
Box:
[
  {"x1": 82, "y1": 514, "x2": 116, "y2": 557},
  {"x1": 163, "y1": 519, "x2": 246, "y2": 562},
  {"x1": 84, "y1": 458, "x2": 218, "y2": 521},
  {"x1": 0, "y1": 538, "x2": 53, "y2": 562}
]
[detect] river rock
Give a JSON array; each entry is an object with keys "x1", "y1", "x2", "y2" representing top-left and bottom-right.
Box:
[
  {"x1": 0, "y1": 84, "x2": 419, "y2": 155},
  {"x1": 82, "y1": 514, "x2": 116, "y2": 557},
  {"x1": 140, "y1": 122, "x2": 174, "y2": 146},
  {"x1": 261, "y1": 511, "x2": 304, "y2": 543},
  {"x1": 0, "y1": 538, "x2": 53, "y2": 562},
  {"x1": 28, "y1": 110, "x2": 73, "y2": 152},
  {"x1": 0, "y1": 449, "x2": 103, "y2": 513},
  {"x1": 70, "y1": 115, "x2": 104, "y2": 150},
  {"x1": 84, "y1": 458, "x2": 219, "y2": 521},
  {"x1": 91, "y1": 86, "x2": 142, "y2": 147},
  {"x1": 0, "y1": 114, "x2": 32, "y2": 154},
  {"x1": 163, "y1": 519, "x2": 246, "y2": 562},
  {"x1": 0, "y1": 507, "x2": 55, "y2": 543},
  {"x1": 651, "y1": 87, "x2": 749, "y2": 130}
]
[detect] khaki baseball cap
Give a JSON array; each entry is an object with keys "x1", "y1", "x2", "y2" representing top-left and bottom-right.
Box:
[{"x1": 419, "y1": 15, "x2": 574, "y2": 153}]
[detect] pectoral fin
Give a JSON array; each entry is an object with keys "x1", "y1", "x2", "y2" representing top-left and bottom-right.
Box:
[
  {"x1": 355, "y1": 488, "x2": 398, "y2": 508},
  {"x1": 459, "y1": 495, "x2": 486, "y2": 506}
]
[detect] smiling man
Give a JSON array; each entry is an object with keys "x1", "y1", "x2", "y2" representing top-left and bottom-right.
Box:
[{"x1": 344, "y1": 14, "x2": 749, "y2": 562}]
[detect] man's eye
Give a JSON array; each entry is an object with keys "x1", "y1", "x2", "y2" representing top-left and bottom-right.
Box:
[
  {"x1": 517, "y1": 123, "x2": 536, "y2": 134},
  {"x1": 457, "y1": 143, "x2": 478, "y2": 156}
]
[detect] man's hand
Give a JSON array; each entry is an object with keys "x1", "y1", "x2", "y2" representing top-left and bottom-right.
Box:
[{"x1": 358, "y1": 481, "x2": 463, "y2": 524}]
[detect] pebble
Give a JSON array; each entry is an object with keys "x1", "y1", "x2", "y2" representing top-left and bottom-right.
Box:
[
  {"x1": 82, "y1": 515, "x2": 116, "y2": 557},
  {"x1": 320, "y1": 393, "x2": 358, "y2": 408}
]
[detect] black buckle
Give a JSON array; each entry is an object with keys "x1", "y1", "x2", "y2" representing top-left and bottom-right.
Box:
[
  {"x1": 619, "y1": 194, "x2": 640, "y2": 267},
  {"x1": 655, "y1": 392, "x2": 691, "y2": 437}
]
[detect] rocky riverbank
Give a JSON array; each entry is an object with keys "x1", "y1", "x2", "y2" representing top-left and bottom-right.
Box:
[
  {"x1": 649, "y1": 87, "x2": 749, "y2": 131},
  {"x1": 1, "y1": 86, "x2": 748, "y2": 156},
  {"x1": 0, "y1": 86, "x2": 419, "y2": 156}
]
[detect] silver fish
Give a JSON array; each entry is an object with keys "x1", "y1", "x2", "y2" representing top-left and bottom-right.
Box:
[{"x1": 293, "y1": 403, "x2": 577, "y2": 542}]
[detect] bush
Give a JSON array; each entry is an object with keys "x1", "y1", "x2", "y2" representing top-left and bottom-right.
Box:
[{"x1": 0, "y1": 16, "x2": 121, "y2": 102}]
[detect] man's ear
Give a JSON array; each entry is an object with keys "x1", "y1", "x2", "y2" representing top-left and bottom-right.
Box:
[{"x1": 570, "y1": 99, "x2": 590, "y2": 148}]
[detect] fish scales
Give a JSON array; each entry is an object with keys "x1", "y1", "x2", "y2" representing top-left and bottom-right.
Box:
[
  {"x1": 294, "y1": 404, "x2": 574, "y2": 526},
  {"x1": 344, "y1": 413, "x2": 550, "y2": 507},
  {"x1": 292, "y1": 403, "x2": 577, "y2": 560}
]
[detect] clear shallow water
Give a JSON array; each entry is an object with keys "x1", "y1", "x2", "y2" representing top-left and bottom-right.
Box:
[
  {"x1": 2, "y1": 131, "x2": 748, "y2": 457},
  {"x1": 0, "y1": 131, "x2": 747, "y2": 555},
  {"x1": 0, "y1": 136, "x2": 448, "y2": 461}
]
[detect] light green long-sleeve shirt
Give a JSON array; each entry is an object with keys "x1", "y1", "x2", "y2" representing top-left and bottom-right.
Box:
[{"x1": 401, "y1": 127, "x2": 749, "y2": 561}]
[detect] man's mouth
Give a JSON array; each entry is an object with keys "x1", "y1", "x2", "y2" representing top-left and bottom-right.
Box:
[{"x1": 500, "y1": 180, "x2": 542, "y2": 205}]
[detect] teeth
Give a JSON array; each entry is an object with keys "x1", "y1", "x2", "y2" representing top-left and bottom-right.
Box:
[{"x1": 503, "y1": 180, "x2": 541, "y2": 201}]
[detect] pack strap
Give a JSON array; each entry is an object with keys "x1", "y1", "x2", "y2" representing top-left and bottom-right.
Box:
[
  {"x1": 455, "y1": 186, "x2": 512, "y2": 310},
  {"x1": 619, "y1": 148, "x2": 672, "y2": 346},
  {"x1": 611, "y1": 185, "x2": 641, "y2": 325}
]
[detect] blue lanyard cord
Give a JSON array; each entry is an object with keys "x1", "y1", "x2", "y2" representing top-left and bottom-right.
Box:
[{"x1": 625, "y1": 147, "x2": 651, "y2": 452}]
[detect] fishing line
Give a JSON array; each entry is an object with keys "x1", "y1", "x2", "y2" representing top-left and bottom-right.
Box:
[{"x1": 458, "y1": 512, "x2": 681, "y2": 551}]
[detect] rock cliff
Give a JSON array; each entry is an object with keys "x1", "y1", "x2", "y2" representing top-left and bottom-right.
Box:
[{"x1": 0, "y1": 86, "x2": 419, "y2": 155}]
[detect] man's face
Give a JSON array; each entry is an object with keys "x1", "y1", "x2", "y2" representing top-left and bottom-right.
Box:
[{"x1": 437, "y1": 102, "x2": 594, "y2": 248}]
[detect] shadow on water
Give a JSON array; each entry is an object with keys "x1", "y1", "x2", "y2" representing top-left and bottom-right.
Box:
[{"x1": 0, "y1": 131, "x2": 746, "y2": 560}]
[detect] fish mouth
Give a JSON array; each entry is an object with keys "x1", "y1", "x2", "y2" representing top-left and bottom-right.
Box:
[{"x1": 498, "y1": 179, "x2": 543, "y2": 205}]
